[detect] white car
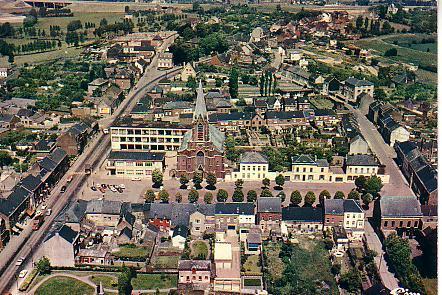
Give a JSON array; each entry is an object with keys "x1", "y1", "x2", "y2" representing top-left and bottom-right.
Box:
[
  {"x1": 41, "y1": 204, "x2": 47, "y2": 210},
  {"x1": 131, "y1": 177, "x2": 141, "y2": 181},
  {"x1": 19, "y1": 270, "x2": 28, "y2": 278},
  {"x1": 15, "y1": 259, "x2": 23, "y2": 266},
  {"x1": 119, "y1": 184, "x2": 126, "y2": 189},
  {"x1": 45, "y1": 209, "x2": 52, "y2": 216},
  {"x1": 110, "y1": 186, "x2": 117, "y2": 192}
]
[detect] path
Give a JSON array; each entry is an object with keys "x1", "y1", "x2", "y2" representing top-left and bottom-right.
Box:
[{"x1": 27, "y1": 273, "x2": 175, "y2": 294}]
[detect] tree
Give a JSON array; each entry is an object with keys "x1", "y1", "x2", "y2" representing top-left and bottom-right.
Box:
[
  {"x1": 304, "y1": 191, "x2": 316, "y2": 207},
  {"x1": 275, "y1": 174, "x2": 285, "y2": 189},
  {"x1": 324, "y1": 239, "x2": 334, "y2": 250},
  {"x1": 179, "y1": 175, "x2": 189, "y2": 189},
  {"x1": 229, "y1": 67, "x2": 239, "y2": 98},
  {"x1": 188, "y1": 189, "x2": 199, "y2": 203},
  {"x1": 247, "y1": 190, "x2": 257, "y2": 202},
  {"x1": 234, "y1": 179, "x2": 244, "y2": 190},
  {"x1": 118, "y1": 266, "x2": 135, "y2": 295},
  {"x1": 347, "y1": 190, "x2": 360, "y2": 200},
  {"x1": 356, "y1": 15, "x2": 363, "y2": 31},
  {"x1": 260, "y1": 189, "x2": 273, "y2": 198},
  {"x1": 384, "y1": 48, "x2": 398, "y2": 56},
  {"x1": 144, "y1": 189, "x2": 155, "y2": 203},
  {"x1": 334, "y1": 191, "x2": 345, "y2": 199},
  {"x1": 217, "y1": 189, "x2": 228, "y2": 202},
  {"x1": 152, "y1": 169, "x2": 163, "y2": 188},
  {"x1": 0, "y1": 152, "x2": 13, "y2": 168},
  {"x1": 232, "y1": 189, "x2": 244, "y2": 202},
  {"x1": 362, "y1": 193, "x2": 373, "y2": 207},
  {"x1": 175, "y1": 192, "x2": 182, "y2": 203},
  {"x1": 331, "y1": 264, "x2": 341, "y2": 276},
  {"x1": 355, "y1": 175, "x2": 367, "y2": 191},
  {"x1": 206, "y1": 173, "x2": 217, "y2": 189},
  {"x1": 193, "y1": 172, "x2": 203, "y2": 189},
  {"x1": 319, "y1": 190, "x2": 331, "y2": 201},
  {"x1": 262, "y1": 178, "x2": 270, "y2": 189},
  {"x1": 159, "y1": 190, "x2": 169, "y2": 203},
  {"x1": 339, "y1": 270, "x2": 361, "y2": 293},
  {"x1": 290, "y1": 190, "x2": 302, "y2": 206},
  {"x1": 374, "y1": 88, "x2": 387, "y2": 100},
  {"x1": 204, "y1": 192, "x2": 213, "y2": 204},
  {"x1": 36, "y1": 257, "x2": 51, "y2": 275},
  {"x1": 364, "y1": 176, "x2": 383, "y2": 196}
]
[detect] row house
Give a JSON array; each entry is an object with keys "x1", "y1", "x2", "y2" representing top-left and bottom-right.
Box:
[
  {"x1": 56, "y1": 122, "x2": 93, "y2": 156},
  {"x1": 377, "y1": 196, "x2": 422, "y2": 236},
  {"x1": 264, "y1": 111, "x2": 309, "y2": 133},
  {"x1": 208, "y1": 112, "x2": 253, "y2": 134},
  {"x1": 324, "y1": 199, "x2": 365, "y2": 241},
  {"x1": 178, "y1": 260, "x2": 212, "y2": 293},
  {"x1": 395, "y1": 141, "x2": 437, "y2": 205},
  {"x1": 281, "y1": 207, "x2": 324, "y2": 236},
  {"x1": 256, "y1": 197, "x2": 282, "y2": 239},
  {"x1": 214, "y1": 203, "x2": 255, "y2": 231}
]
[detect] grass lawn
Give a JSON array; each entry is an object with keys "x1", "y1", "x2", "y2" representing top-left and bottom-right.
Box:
[
  {"x1": 153, "y1": 255, "x2": 180, "y2": 269},
  {"x1": 191, "y1": 241, "x2": 208, "y2": 259},
  {"x1": 263, "y1": 243, "x2": 285, "y2": 280},
  {"x1": 35, "y1": 276, "x2": 94, "y2": 295},
  {"x1": 423, "y1": 278, "x2": 437, "y2": 295},
  {"x1": 36, "y1": 12, "x2": 125, "y2": 32},
  {"x1": 89, "y1": 274, "x2": 118, "y2": 290},
  {"x1": 131, "y1": 274, "x2": 178, "y2": 290},
  {"x1": 243, "y1": 255, "x2": 261, "y2": 274},
  {"x1": 113, "y1": 244, "x2": 151, "y2": 260},
  {"x1": 244, "y1": 278, "x2": 262, "y2": 287}
]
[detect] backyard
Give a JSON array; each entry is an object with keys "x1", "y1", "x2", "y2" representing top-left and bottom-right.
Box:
[
  {"x1": 113, "y1": 244, "x2": 152, "y2": 261},
  {"x1": 263, "y1": 237, "x2": 339, "y2": 295},
  {"x1": 190, "y1": 240, "x2": 209, "y2": 260},
  {"x1": 243, "y1": 255, "x2": 262, "y2": 275},
  {"x1": 89, "y1": 273, "x2": 177, "y2": 290},
  {"x1": 152, "y1": 255, "x2": 181, "y2": 269}
]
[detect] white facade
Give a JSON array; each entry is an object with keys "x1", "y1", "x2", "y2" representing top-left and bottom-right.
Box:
[{"x1": 389, "y1": 126, "x2": 410, "y2": 147}]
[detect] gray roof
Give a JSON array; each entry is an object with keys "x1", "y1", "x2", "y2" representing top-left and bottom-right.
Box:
[
  {"x1": 48, "y1": 148, "x2": 67, "y2": 165},
  {"x1": 163, "y1": 101, "x2": 193, "y2": 110},
  {"x1": 108, "y1": 151, "x2": 165, "y2": 162},
  {"x1": 282, "y1": 207, "x2": 323, "y2": 222},
  {"x1": 240, "y1": 152, "x2": 267, "y2": 164},
  {"x1": 173, "y1": 225, "x2": 188, "y2": 238},
  {"x1": 179, "y1": 260, "x2": 211, "y2": 271},
  {"x1": 0, "y1": 186, "x2": 31, "y2": 217},
  {"x1": 20, "y1": 174, "x2": 42, "y2": 192},
  {"x1": 148, "y1": 203, "x2": 206, "y2": 227},
  {"x1": 345, "y1": 77, "x2": 374, "y2": 87},
  {"x1": 292, "y1": 155, "x2": 316, "y2": 165},
  {"x1": 85, "y1": 199, "x2": 122, "y2": 215},
  {"x1": 324, "y1": 199, "x2": 363, "y2": 215},
  {"x1": 193, "y1": 81, "x2": 207, "y2": 121},
  {"x1": 178, "y1": 125, "x2": 225, "y2": 153},
  {"x1": 265, "y1": 111, "x2": 305, "y2": 120},
  {"x1": 257, "y1": 197, "x2": 282, "y2": 213},
  {"x1": 346, "y1": 154, "x2": 378, "y2": 166},
  {"x1": 380, "y1": 196, "x2": 422, "y2": 217},
  {"x1": 215, "y1": 203, "x2": 255, "y2": 215},
  {"x1": 61, "y1": 200, "x2": 88, "y2": 223}
]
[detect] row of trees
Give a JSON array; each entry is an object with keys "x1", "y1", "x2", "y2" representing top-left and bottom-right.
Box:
[
  {"x1": 353, "y1": 16, "x2": 395, "y2": 36},
  {"x1": 15, "y1": 39, "x2": 59, "y2": 54},
  {"x1": 259, "y1": 71, "x2": 277, "y2": 97}
]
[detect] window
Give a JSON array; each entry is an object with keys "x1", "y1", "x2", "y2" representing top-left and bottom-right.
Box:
[
  {"x1": 384, "y1": 221, "x2": 388, "y2": 227},
  {"x1": 197, "y1": 124, "x2": 204, "y2": 140},
  {"x1": 407, "y1": 221, "x2": 411, "y2": 227}
]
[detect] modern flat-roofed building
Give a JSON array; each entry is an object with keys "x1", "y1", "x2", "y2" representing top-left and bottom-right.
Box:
[
  {"x1": 106, "y1": 151, "x2": 165, "y2": 177},
  {"x1": 110, "y1": 118, "x2": 190, "y2": 152}
]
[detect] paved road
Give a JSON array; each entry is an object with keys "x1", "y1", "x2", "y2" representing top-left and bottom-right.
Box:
[
  {"x1": 0, "y1": 37, "x2": 180, "y2": 294},
  {"x1": 364, "y1": 222, "x2": 399, "y2": 290}
]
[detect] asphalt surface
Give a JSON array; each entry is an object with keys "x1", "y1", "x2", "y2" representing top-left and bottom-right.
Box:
[{"x1": 0, "y1": 37, "x2": 181, "y2": 293}]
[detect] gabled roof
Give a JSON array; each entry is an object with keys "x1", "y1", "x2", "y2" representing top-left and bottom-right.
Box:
[
  {"x1": 0, "y1": 186, "x2": 31, "y2": 216},
  {"x1": 85, "y1": 199, "x2": 122, "y2": 215},
  {"x1": 215, "y1": 203, "x2": 255, "y2": 215},
  {"x1": 282, "y1": 207, "x2": 323, "y2": 222},
  {"x1": 324, "y1": 199, "x2": 363, "y2": 215},
  {"x1": 45, "y1": 224, "x2": 78, "y2": 244},
  {"x1": 292, "y1": 154, "x2": 316, "y2": 165},
  {"x1": 415, "y1": 165, "x2": 437, "y2": 193},
  {"x1": 345, "y1": 77, "x2": 374, "y2": 87},
  {"x1": 380, "y1": 196, "x2": 422, "y2": 217},
  {"x1": 314, "y1": 109, "x2": 336, "y2": 117},
  {"x1": 208, "y1": 112, "x2": 253, "y2": 123},
  {"x1": 240, "y1": 151, "x2": 267, "y2": 164},
  {"x1": 120, "y1": 226, "x2": 133, "y2": 239},
  {"x1": 178, "y1": 260, "x2": 211, "y2": 271},
  {"x1": 61, "y1": 200, "x2": 88, "y2": 223},
  {"x1": 20, "y1": 174, "x2": 42, "y2": 192},
  {"x1": 265, "y1": 111, "x2": 305, "y2": 120},
  {"x1": 34, "y1": 139, "x2": 56, "y2": 152},
  {"x1": 47, "y1": 148, "x2": 67, "y2": 165},
  {"x1": 257, "y1": 197, "x2": 281, "y2": 213},
  {"x1": 173, "y1": 225, "x2": 188, "y2": 238},
  {"x1": 346, "y1": 154, "x2": 378, "y2": 166}
]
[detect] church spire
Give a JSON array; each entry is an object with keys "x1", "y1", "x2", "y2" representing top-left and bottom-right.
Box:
[{"x1": 193, "y1": 80, "x2": 207, "y2": 121}]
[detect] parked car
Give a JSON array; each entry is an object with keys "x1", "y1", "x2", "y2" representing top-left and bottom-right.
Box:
[
  {"x1": 110, "y1": 186, "x2": 117, "y2": 192},
  {"x1": 119, "y1": 184, "x2": 126, "y2": 189},
  {"x1": 60, "y1": 186, "x2": 66, "y2": 193},
  {"x1": 15, "y1": 259, "x2": 23, "y2": 266},
  {"x1": 91, "y1": 186, "x2": 97, "y2": 191},
  {"x1": 45, "y1": 209, "x2": 52, "y2": 216},
  {"x1": 131, "y1": 177, "x2": 141, "y2": 181},
  {"x1": 19, "y1": 270, "x2": 28, "y2": 278}
]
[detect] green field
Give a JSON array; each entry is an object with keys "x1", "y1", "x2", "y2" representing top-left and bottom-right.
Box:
[
  {"x1": 131, "y1": 274, "x2": 178, "y2": 290},
  {"x1": 113, "y1": 244, "x2": 152, "y2": 260},
  {"x1": 243, "y1": 255, "x2": 261, "y2": 274},
  {"x1": 89, "y1": 274, "x2": 117, "y2": 289},
  {"x1": 35, "y1": 276, "x2": 94, "y2": 295},
  {"x1": 191, "y1": 241, "x2": 209, "y2": 259},
  {"x1": 153, "y1": 256, "x2": 180, "y2": 269}
]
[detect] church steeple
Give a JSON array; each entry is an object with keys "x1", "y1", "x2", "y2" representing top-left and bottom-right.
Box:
[{"x1": 193, "y1": 80, "x2": 208, "y2": 121}]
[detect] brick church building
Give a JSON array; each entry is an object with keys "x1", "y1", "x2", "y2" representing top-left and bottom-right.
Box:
[{"x1": 176, "y1": 81, "x2": 226, "y2": 178}]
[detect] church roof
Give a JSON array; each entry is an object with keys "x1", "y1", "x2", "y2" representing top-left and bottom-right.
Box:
[
  {"x1": 193, "y1": 81, "x2": 207, "y2": 121},
  {"x1": 178, "y1": 126, "x2": 225, "y2": 153}
]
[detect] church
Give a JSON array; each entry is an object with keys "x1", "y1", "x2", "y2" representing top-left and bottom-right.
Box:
[{"x1": 176, "y1": 81, "x2": 226, "y2": 179}]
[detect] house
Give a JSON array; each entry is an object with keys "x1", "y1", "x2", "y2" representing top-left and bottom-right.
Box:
[
  {"x1": 290, "y1": 154, "x2": 330, "y2": 182},
  {"x1": 349, "y1": 134, "x2": 369, "y2": 155},
  {"x1": 84, "y1": 199, "x2": 122, "y2": 227},
  {"x1": 172, "y1": 225, "x2": 188, "y2": 250},
  {"x1": 249, "y1": 27, "x2": 264, "y2": 42},
  {"x1": 0, "y1": 67, "x2": 9, "y2": 78},
  {"x1": 88, "y1": 78, "x2": 108, "y2": 96},
  {"x1": 0, "y1": 217, "x2": 8, "y2": 249},
  {"x1": 313, "y1": 109, "x2": 340, "y2": 126},
  {"x1": 41, "y1": 224, "x2": 80, "y2": 267},
  {"x1": 265, "y1": 111, "x2": 308, "y2": 132},
  {"x1": 56, "y1": 122, "x2": 91, "y2": 156},
  {"x1": 31, "y1": 139, "x2": 56, "y2": 159},
  {"x1": 0, "y1": 186, "x2": 32, "y2": 238},
  {"x1": 256, "y1": 197, "x2": 282, "y2": 239},
  {"x1": 76, "y1": 248, "x2": 113, "y2": 266},
  {"x1": 324, "y1": 199, "x2": 365, "y2": 241},
  {"x1": 158, "y1": 51, "x2": 173, "y2": 69},
  {"x1": 37, "y1": 147, "x2": 69, "y2": 188},
  {"x1": 180, "y1": 63, "x2": 197, "y2": 82},
  {"x1": 134, "y1": 58, "x2": 149, "y2": 75},
  {"x1": 92, "y1": 85, "x2": 124, "y2": 117},
  {"x1": 322, "y1": 77, "x2": 341, "y2": 95},
  {"x1": 214, "y1": 203, "x2": 255, "y2": 230},
  {"x1": 19, "y1": 174, "x2": 44, "y2": 207},
  {"x1": 114, "y1": 69, "x2": 132, "y2": 90},
  {"x1": 283, "y1": 66, "x2": 311, "y2": 86},
  {"x1": 383, "y1": 123, "x2": 410, "y2": 147},
  {"x1": 345, "y1": 154, "x2": 381, "y2": 182},
  {"x1": 377, "y1": 196, "x2": 422, "y2": 235},
  {"x1": 189, "y1": 204, "x2": 216, "y2": 237},
  {"x1": 281, "y1": 207, "x2": 323, "y2": 235},
  {"x1": 245, "y1": 227, "x2": 262, "y2": 255},
  {"x1": 230, "y1": 151, "x2": 270, "y2": 181},
  {"x1": 178, "y1": 260, "x2": 212, "y2": 292},
  {"x1": 341, "y1": 77, "x2": 374, "y2": 103},
  {"x1": 106, "y1": 151, "x2": 165, "y2": 178}
]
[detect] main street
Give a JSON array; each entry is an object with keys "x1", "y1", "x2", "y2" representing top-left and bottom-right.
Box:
[{"x1": 0, "y1": 37, "x2": 181, "y2": 293}]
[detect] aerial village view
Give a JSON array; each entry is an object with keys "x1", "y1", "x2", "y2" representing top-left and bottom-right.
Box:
[{"x1": 0, "y1": 0, "x2": 437, "y2": 294}]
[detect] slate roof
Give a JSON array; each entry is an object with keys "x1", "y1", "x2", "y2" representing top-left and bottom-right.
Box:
[
  {"x1": 62, "y1": 200, "x2": 88, "y2": 223},
  {"x1": 17, "y1": 108, "x2": 35, "y2": 118},
  {"x1": 240, "y1": 151, "x2": 267, "y2": 164},
  {"x1": 67, "y1": 122, "x2": 89, "y2": 136},
  {"x1": 395, "y1": 141, "x2": 418, "y2": 156},
  {"x1": 380, "y1": 196, "x2": 422, "y2": 217},
  {"x1": 314, "y1": 109, "x2": 336, "y2": 117},
  {"x1": 0, "y1": 186, "x2": 31, "y2": 216},
  {"x1": 173, "y1": 225, "x2": 188, "y2": 238},
  {"x1": 345, "y1": 77, "x2": 374, "y2": 87},
  {"x1": 421, "y1": 205, "x2": 437, "y2": 217},
  {"x1": 179, "y1": 260, "x2": 211, "y2": 271},
  {"x1": 292, "y1": 154, "x2": 316, "y2": 165},
  {"x1": 410, "y1": 155, "x2": 428, "y2": 172},
  {"x1": 85, "y1": 199, "x2": 122, "y2": 215},
  {"x1": 20, "y1": 174, "x2": 42, "y2": 192},
  {"x1": 208, "y1": 112, "x2": 253, "y2": 123},
  {"x1": 346, "y1": 154, "x2": 378, "y2": 166},
  {"x1": 415, "y1": 165, "x2": 438, "y2": 193},
  {"x1": 120, "y1": 226, "x2": 133, "y2": 239},
  {"x1": 38, "y1": 157, "x2": 57, "y2": 172},
  {"x1": 282, "y1": 207, "x2": 323, "y2": 222},
  {"x1": 265, "y1": 111, "x2": 305, "y2": 120},
  {"x1": 34, "y1": 139, "x2": 55, "y2": 152},
  {"x1": 48, "y1": 148, "x2": 67, "y2": 165},
  {"x1": 148, "y1": 203, "x2": 203, "y2": 227},
  {"x1": 179, "y1": 125, "x2": 225, "y2": 153},
  {"x1": 215, "y1": 203, "x2": 255, "y2": 215},
  {"x1": 163, "y1": 101, "x2": 193, "y2": 110},
  {"x1": 108, "y1": 151, "x2": 165, "y2": 162},
  {"x1": 46, "y1": 224, "x2": 78, "y2": 244},
  {"x1": 286, "y1": 66, "x2": 311, "y2": 79},
  {"x1": 194, "y1": 81, "x2": 207, "y2": 120},
  {"x1": 324, "y1": 199, "x2": 363, "y2": 215},
  {"x1": 257, "y1": 197, "x2": 282, "y2": 213}
]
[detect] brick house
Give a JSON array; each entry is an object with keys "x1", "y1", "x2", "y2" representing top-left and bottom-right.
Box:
[
  {"x1": 256, "y1": 197, "x2": 282, "y2": 238},
  {"x1": 178, "y1": 260, "x2": 212, "y2": 293},
  {"x1": 56, "y1": 122, "x2": 91, "y2": 156}
]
